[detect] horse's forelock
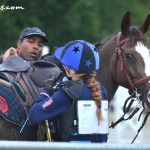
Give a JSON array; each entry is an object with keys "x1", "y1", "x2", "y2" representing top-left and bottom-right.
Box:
[{"x1": 129, "y1": 27, "x2": 147, "y2": 44}]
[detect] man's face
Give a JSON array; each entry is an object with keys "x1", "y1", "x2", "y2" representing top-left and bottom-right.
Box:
[{"x1": 17, "y1": 35, "x2": 44, "y2": 61}]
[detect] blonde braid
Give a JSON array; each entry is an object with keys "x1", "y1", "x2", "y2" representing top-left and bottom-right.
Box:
[{"x1": 84, "y1": 72, "x2": 104, "y2": 121}]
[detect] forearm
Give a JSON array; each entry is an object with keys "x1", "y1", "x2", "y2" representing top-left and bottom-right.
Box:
[{"x1": 28, "y1": 90, "x2": 71, "y2": 124}]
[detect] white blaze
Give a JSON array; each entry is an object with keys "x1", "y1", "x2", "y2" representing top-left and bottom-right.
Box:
[
  {"x1": 136, "y1": 42, "x2": 150, "y2": 111},
  {"x1": 135, "y1": 42, "x2": 150, "y2": 80}
]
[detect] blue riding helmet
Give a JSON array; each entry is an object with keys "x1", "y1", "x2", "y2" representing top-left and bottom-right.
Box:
[{"x1": 55, "y1": 40, "x2": 100, "y2": 74}]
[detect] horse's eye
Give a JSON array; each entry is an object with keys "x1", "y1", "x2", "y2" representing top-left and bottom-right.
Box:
[{"x1": 125, "y1": 53, "x2": 135, "y2": 63}]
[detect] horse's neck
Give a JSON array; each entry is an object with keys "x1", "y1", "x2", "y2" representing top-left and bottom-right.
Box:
[
  {"x1": 97, "y1": 37, "x2": 119, "y2": 102},
  {"x1": 98, "y1": 70, "x2": 118, "y2": 102}
]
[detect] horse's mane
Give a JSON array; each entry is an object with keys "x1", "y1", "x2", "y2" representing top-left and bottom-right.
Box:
[
  {"x1": 94, "y1": 34, "x2": 115, "y2": 49},
  {"x1": 95, "y1": 26, "x2": 149, "y2": 50}
]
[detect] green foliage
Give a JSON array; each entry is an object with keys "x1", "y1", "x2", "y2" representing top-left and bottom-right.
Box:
[{"x1": 0, "y1": 0, "x2": 149, "y2": 53}]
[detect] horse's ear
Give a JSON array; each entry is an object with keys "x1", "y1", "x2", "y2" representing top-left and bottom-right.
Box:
[
  {"x1": 121, "y1": 11, "x2": 131, "y2": 36},
  {"x1": 139, "y1": 14, "x2": 150, "y2": 34}
]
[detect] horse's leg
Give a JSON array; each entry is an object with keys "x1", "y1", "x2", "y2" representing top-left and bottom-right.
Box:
[{"x1": 0, "y1": 117, "x2": 38, "y2": 140}]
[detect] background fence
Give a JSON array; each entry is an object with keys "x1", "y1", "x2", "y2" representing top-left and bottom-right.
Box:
[{"x1": 0, "y1": 141, "x2": 150, "y2": 150}]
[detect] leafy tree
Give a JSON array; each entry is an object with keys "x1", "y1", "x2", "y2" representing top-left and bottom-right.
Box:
[{"x1": 0, "y1": 0, "x2": 149, "y2": 54}]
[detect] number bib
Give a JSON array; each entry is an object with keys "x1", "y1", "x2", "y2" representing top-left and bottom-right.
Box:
[{"x1": 77, "y1": 100, "x2": 108, "y2": 134}]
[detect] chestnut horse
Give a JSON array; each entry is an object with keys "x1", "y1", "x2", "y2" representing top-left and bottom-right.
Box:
[
  {"x1": 95, "y1": 11, "x2": 150, "y2": 142},
  {"x1": 96, "y1": 11, "x2": 150, "y2": 108}
]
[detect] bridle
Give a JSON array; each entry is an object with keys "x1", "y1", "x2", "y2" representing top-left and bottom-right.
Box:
[
  {"x1": 111, "y1": 32, "x2": 150, "y2": 143},
  {"x1": 113, "y1": 32, "x2": 150, "y2": 97}
]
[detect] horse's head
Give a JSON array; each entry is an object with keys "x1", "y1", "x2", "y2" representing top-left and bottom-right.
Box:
[{"x1": 112, "y1": 11, "x2": 150, "y2": 111}]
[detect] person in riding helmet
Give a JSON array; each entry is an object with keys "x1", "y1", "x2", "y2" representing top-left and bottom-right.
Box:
[{"x1": 28, "y1": 40, "x2": 109, "y2": 143}]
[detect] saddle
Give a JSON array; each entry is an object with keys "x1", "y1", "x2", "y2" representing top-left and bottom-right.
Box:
[{"x1": 0, "y1": 55, "x2": 61, "y2": 108}]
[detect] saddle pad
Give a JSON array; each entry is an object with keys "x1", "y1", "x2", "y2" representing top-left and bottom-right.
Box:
[{"x1": 0, "y1": 85, "x2": 27, "y2": 126}]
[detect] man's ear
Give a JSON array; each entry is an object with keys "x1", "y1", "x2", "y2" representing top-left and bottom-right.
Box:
[{"x1": 17, "y1": 40, "x2": 21, "y2": 49}]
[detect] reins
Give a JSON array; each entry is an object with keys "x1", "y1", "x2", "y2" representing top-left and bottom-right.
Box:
[
  {"x1": 110, "y1": 88, "x2": 150, "y2": 143},
  {"x1": 111, "y1": 32, "x2": 150, "y2": 143},
  {"x1": 109, "y1": 88, "x2": 142, "y2": 129}
]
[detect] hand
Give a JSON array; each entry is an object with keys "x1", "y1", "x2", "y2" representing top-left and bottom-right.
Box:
[
  {"x1": 43, "y1": 76, "x2": 56, "y2": 90},
  {"x1": 3, "y1": 47, "x2": 18, "y2": 62}
]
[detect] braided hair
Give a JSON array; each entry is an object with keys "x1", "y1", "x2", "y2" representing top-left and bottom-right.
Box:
[{"x1": 83, "y1": 72, "x2": 103, "y2": 121}]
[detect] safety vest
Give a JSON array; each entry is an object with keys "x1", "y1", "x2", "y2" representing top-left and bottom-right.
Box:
[{"x1": 50, "y1": 80, "x2": 108, "y2": 142}]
